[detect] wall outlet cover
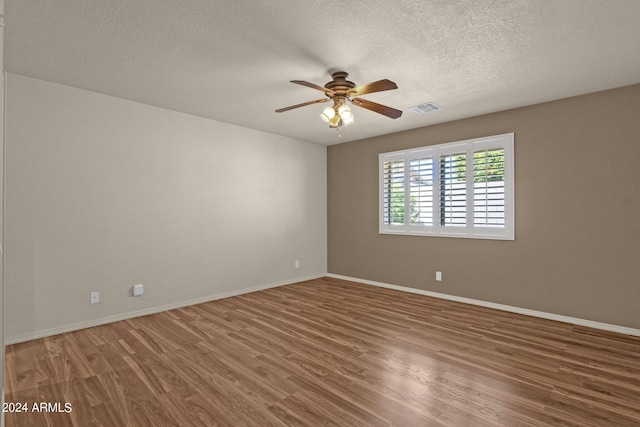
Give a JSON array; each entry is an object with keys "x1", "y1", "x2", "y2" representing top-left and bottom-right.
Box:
[{"x1": 133, "y1": 284, "x2": 144, "y2": 296}]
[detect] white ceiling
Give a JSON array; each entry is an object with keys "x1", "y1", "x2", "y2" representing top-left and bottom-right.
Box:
[{"x1": 5, "y1": 0, "x2": 640, "y2": 145}]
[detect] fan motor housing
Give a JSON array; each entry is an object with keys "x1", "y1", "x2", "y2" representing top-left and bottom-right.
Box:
[{"x1": 325, "y1": 71, "x2": 356, "y2": 95}]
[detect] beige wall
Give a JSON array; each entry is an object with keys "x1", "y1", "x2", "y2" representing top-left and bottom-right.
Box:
[
  {"x1": 5, "y1": 74, "x2": 327, "y2": 342},
  {"x1": 328, "y1": 84, "x2": 640, "y2": 329}
]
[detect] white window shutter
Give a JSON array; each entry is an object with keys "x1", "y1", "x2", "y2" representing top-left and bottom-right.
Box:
[{"x1": 379, "y1": 133, "x2": 514, "y2": 240}]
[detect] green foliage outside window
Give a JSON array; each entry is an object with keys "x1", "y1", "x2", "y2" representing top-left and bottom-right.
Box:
[
  {"x1": 390, "y1": 182, "x2": 405, "y2": 224},
  {"x1": 390, "y1": 182, "x2": 419, "y2": 224},
  {"x1": 456, "y1": 150, "x2": 505, "y2": 182}
]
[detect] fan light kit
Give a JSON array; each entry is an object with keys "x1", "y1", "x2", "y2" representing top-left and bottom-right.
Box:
[
  {"x1": 276, "y1": 71, "x2": 402, "y2": 131},
  {"x1": 321, "y1": 101, "x2": 354, "y2": 127}
]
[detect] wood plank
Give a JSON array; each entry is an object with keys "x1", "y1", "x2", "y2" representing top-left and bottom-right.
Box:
[{"x1": 5, "y1": 277, "x2": 640, "y2": 426}]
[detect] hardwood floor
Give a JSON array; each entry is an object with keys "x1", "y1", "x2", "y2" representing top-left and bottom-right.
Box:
[{"x1": 5, "y1": 277, "x2": 640, "y2": 426}]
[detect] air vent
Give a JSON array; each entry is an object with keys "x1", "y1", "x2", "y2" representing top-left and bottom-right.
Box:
[{"x1": 409, "y1": 102, "x2": 441, "y2": 114}]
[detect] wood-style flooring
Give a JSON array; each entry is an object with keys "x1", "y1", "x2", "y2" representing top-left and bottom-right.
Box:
[{"x1": 5, "y1": 277, "x2": 640, "y2": 426}]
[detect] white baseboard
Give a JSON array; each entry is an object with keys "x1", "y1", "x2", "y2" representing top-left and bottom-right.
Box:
[
  {"x1": 326, "y1": 273, "x2": 640, "y2": 337},
  {"x1": 9, "y1": 273, "x2": 639, "y2": 344},
  {"x1": 5, "y1": 274, "x2": 325, "y2": 345}
]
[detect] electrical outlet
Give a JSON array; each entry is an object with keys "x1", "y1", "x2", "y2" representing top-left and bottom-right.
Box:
[
  {"x1": 90, "y1": 291, "x2": 100, "y2": 304},
  {"x1": 436, "y1": 271, "x2": 442, "y2": 282},
  {"x1": 295, "y1": 260, "x2": 300, "y2": 269}
]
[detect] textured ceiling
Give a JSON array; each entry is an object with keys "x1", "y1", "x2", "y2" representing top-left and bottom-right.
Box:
[{"x1": 5, "y1": 0, "x2": 640, "y2": 145}]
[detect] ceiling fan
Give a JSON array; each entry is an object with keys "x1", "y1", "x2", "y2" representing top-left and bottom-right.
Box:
[{"x1": 275, "y1": 71, "x2": 402, "y2": 129}]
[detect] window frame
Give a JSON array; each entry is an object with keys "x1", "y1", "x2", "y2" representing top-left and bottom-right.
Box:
[{"x1": 379, "y1": 133, "x2": 515, "y2": 240}]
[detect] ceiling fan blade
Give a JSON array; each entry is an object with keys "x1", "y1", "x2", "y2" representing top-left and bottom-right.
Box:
[
  {"x1": 291, "y1": 80, "x2": 335, "y2": 96},
  {"x1": 275, "y1": 98, "x2": 328, "y2": 113},
  {"x1": 351, "y1": 98, "x2": 402, "y2": 119},
  {"x1": 349, "y1": 79, "x2": 398, "y2": 96}
]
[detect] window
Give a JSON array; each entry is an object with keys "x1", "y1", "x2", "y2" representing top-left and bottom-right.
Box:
[{"x1": 379, "y1": 133, "x2": 514, "y2": 240}]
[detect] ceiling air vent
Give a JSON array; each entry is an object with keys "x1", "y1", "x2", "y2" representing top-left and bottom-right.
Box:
[{"x1": 409, "y1": 102, "x2": 441, "y2": 114}]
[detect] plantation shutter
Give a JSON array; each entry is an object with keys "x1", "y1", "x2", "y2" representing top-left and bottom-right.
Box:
[
  {"x1": 439, "y1": 153, "x2": 466, "y2": 227},
  {"x1": 409, "y1": 157, "x2": 434, "y2": 226},
  {"x1": 473, "y1": 149, "x2": 506, "y2": 227},
  {"x1": 379, "y1": 133, "x2": 513, "y2": 240},
  {"x1": 382, "y1": 160, "x2": 405, "y2": 225}
]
